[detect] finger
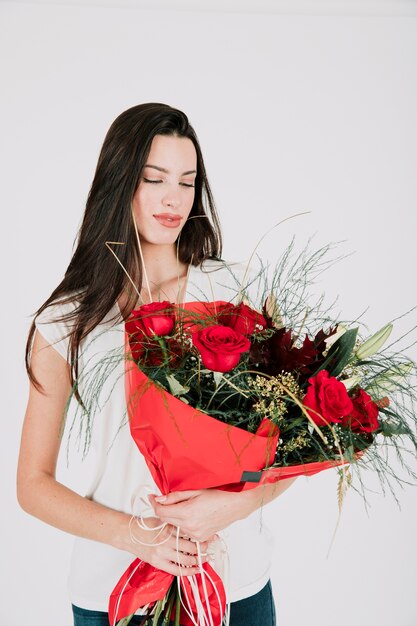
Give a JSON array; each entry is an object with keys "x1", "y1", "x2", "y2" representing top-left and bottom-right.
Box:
[
  {"x1": 176, "y1": 525, "x2": 217, "y2": 543},
  {"x1": 168, "y1": 536, "x2": 202, "y2": 555},
  {"x1": 152, "y1": 507, "x2": 182, "y2": 526},
  {"x1": 198, "y1": 540, "x2": 210, "y2": 554},
  {"x1": 159, "y1": 559, "x2": 204, "y2": 577},
  {"x1": 166, "y1": 548, "x2": 207, "y2": 568},
  {"x1": 178, "y1": 537, "x2": 212, "y2": 558},
  {"x1": 153, "y1": 490, "x2": 202, "y2": 505},
  {"x1": 179, "y1": 538, "x2": 211, "y2": 556}
]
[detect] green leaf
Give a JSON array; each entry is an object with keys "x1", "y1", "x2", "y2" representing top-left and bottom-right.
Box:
[
  {"x1": 166, "y1": 374, "x2": 190, "y2": 397},
  {"x1": 379, "y1": 419, "x2": 409, "y2": 437},
  {"x1": 116, "y1": 616, "x2": 134, "y2": 626},
  {"x1": 285, "y1": 416, "x2": 306, "y2": 431},
  {"x1": 343, "y1": 445, "x2": 355, "y2": 463},
  {"x1": 323, "y1": 327, "x2": 359, "y2": 378}
]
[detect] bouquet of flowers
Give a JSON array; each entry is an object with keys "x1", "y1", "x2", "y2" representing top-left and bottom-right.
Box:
[{"x1": 104, "y1": 241, "x2": 417, "y2": 626}]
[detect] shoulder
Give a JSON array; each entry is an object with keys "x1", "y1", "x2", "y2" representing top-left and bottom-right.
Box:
[
  {"x1": 36, "y1": 291, "x2": 80, "y2": 319},
  {"x1": 34, "y1": 290, "x2": 122, "y2": 362},
  {"x1": 33, "y1": 292, "x2": 81, "y2": 360},
  {"x1": 35, "y1": 290, "x2": 83, "y2": 330}
]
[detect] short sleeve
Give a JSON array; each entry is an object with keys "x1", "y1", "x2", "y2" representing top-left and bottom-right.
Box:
[{"x1": 34, "y1": 299, "x2": 78, "y2": 361}]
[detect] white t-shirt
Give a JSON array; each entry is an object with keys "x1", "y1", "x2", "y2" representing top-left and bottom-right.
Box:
[{"x1": 35, "y1": 259, "x2": 273, "y2": 612}]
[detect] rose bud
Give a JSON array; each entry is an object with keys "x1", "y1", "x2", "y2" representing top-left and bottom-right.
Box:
[{"x1": 341, "y1": 388, "x2": 379, "y2": 433}]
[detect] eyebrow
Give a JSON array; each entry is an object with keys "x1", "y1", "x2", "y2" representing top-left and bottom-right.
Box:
[{"x1": 144, "y1": 164, "x2": 197, "y2": 176}]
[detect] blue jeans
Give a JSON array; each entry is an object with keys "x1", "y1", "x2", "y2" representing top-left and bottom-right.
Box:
[{"x1": 72, "y1": 579, "x2": 276, "y2": 625}]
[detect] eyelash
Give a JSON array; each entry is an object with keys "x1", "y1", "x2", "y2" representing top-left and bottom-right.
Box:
[{"x1": 143, "y1": 178, "x2": 195, "y2": 188}]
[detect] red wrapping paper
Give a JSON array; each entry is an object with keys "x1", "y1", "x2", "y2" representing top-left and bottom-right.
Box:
[
  {"x1": 109, "y1": 558, "x2": 224, "y2": 626},
  {"x1": 125, "y1": 363, "x2": 279, "y2": 494},
  {"x1": 109, "y1": 301, "x2": 352, "y2": 625}
]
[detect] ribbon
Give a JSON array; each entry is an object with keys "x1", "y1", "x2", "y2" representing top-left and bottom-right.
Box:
[
  {"x1": 109, "y1": 556, "x2": 226, "y2": 626},
  {"x1": 109, "y1": 487, "x2": 227, "y2": 626}
]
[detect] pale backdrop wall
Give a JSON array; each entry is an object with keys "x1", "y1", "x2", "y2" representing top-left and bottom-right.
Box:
[{"x1": 1, "y1": 1, "x2": 417, "y2": 625}]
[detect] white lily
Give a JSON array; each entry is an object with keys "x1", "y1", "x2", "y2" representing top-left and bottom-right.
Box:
[
  {"x1": 366, "y1": 362, "x2": 414, "y2": 395},
  {"x1": 341, "y1": 375, "x2": 363, "y2": 391},
  {"x1": 355, "y1": 323, "x2": 393, "y2": 360}
]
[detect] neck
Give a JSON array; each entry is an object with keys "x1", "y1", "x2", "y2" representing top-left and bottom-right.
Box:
[
  {"x1": 118, "y1": 241, "x2": 190, "y2": 313},
  {"x1": 140, "y1": 241, "x2": 187, "y2": 289},
  {"x1": 141, "y1": 242, "x2": 186, "y2": 284}
]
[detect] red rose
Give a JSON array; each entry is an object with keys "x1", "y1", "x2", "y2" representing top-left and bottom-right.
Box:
[
  {"x1": 126, "y1": 301, "x2": 175, "y2": 361},
  {"x1": 303, "y1": 369, "x2": 354, "y2": 426},
  {"x1": 192, "y1": 325, "x2": 251, "y2": 373},
  {"x1": 126, "y1": 301, "x2": 175, "y2": 337},
  {"x1": 342, "y1": 389, "x2": 379, "y2": 434},
  {"x1": 219, "y1": 302, "x2": 266, "y2": 335}
]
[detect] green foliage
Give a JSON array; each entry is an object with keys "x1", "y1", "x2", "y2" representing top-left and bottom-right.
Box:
[
  {"x1": 379, "y1": 417, "x2": 411, "y2": 437},
  {"x1": 324, "y1": 327, "x2": 359, "y2": 377},
  {"x1": 69, "y1": 237, "x2": 417, "y2": 504}
]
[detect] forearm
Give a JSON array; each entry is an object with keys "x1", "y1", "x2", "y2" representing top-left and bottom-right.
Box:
[
  {"x1": 17, "y1": 472, "x2": 131, "y2": 552},
  {"x1": 152, "y1": 477, "x2": 298, "y2": 541},
  {"x1": 18, "y1": 472, "x2": 211, "y2": 576},
  {"x1": 18, "y1": 332, "x2": 197, "y2": 567}
]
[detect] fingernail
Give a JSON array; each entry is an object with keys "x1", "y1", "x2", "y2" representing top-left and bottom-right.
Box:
[{"x1": 155, "y1": 495, "x2": 167, "y2": 502}]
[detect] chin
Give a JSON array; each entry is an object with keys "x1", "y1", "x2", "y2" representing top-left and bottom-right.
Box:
[{"x1": 140, "y1": 230, "x2": 182, "y2": 247}]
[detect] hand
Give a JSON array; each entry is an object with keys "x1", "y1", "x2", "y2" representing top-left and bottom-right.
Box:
[
  {"x1": 150, "y1": 490, "x2": 253, "y2": 543},
  {"x1": 150, "y1": 479, "x2": 297, "y2": 543},
  {"x1": 126, "y1": 515, "x2": 212, "y2": 577}
]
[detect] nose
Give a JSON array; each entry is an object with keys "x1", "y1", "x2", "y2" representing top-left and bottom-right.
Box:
[{"x1": 162, "y1": 186, "x2": 181, "y2": 209}]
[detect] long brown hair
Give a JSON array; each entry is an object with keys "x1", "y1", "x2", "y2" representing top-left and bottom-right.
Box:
[{"x1": 26, "y1": 103, "x2": 222, "y2": 389}]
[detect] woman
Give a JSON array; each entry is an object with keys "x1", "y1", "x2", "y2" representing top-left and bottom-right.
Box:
[{"x1": 17, "y1": 103, "x2": 295, "y2": 625}]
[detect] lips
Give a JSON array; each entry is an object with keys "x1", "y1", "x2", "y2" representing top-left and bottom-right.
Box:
[{"x1": 153, "y1": 213, "x2": 183, "y2": 229}]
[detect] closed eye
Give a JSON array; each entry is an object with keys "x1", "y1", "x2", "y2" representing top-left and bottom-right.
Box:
[{"x1": 143, "y1": 178, "x2": 194, "y2": 188}]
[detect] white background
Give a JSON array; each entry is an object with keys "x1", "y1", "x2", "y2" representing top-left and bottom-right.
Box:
[{"x1": 1, "y1": 1, "x2": 417, "y2": 625}]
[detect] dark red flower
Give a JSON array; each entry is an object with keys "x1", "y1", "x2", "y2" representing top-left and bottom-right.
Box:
[
  {"x1": 249, "y1": 326, "x2": 337, "y2": 382},
  {"x1": 192, "y1": 325, "x2": 251, "y2": 373},
  {"x1": 342, "y1": 389, "x2": 379, "y2": 434},
  {"x1": 255, "y1": 328, "x2": 317, "y2": 372},
  {"x1": 303, "y1": 369, "x2": 353, "y2": 427}
]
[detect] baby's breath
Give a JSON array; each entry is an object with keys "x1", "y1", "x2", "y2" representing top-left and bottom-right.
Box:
[
  {"x1": 279, "y1": 432, "x2": 310, "y2": 454},
  {"x1": 248, "y1": 372, "x2": 302, "y2": 426}
]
